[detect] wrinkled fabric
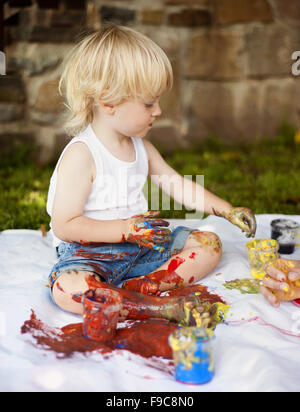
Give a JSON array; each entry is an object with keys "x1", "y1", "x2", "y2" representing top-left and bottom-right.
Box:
[{"x1": 0, "y1": 215, "x2": 300, "y2": 392}]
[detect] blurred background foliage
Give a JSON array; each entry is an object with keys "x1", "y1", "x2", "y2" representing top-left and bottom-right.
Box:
[{"x1": 0, "y1": 122, "x2": 299, "y2": 231}]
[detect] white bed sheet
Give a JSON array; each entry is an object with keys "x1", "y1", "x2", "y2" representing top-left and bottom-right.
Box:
[{"x1": 0, "y1": 214, "x2": 300, "y2": 392}]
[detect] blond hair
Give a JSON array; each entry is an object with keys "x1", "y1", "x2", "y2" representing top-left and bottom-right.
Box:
[{"x1": 59, "y1": 25, "x2": 173, "y2": 137}]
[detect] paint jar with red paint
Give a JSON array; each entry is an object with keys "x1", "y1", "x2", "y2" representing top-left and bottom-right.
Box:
[{"x1": 82, "y1": 289, "x2": 122, "y2": 342}]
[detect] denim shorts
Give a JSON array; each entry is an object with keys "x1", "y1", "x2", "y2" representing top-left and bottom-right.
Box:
[{"x1": 48, "y1": 226, "x2": 195, "y2": 288}]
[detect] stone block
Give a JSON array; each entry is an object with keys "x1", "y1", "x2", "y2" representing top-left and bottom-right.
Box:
[
  {"x1": 100, "y1": 6, "x2": 136, "y2": 25},
  {"x1": 148, "y1": 125, "x2": 182, "y2": 156},
  {"x1": 164, "y1": 0, "x2": 210, "y2": 5},
  {"x1": 9, "y1": 0, "x2": 32, "y2": 6},
  {"x1": 139, "y1": 9, "x2": 164, "y2": 25},
  {"x1": 214, "y1": 0, "x2": 273, "y2": 25},
  {"x1": 64, "y1": 0, "x2": 85, "y2": 10},
  {"x1": 33, "y1": 78, "x2": 64, "y2": 113},
  {"x1": 246, "y1": 24, "x2": 300, "y2": 78},
  {"x1": 260, "y1": 78, "x2": 300, "y2": 137},
  {"x1": 160, "y1": 57, "x2": 181, "y2": 123},
  {"x1": 37, "y1": 0, "x2": 59, "y2": 9},
  {"x1": 185, "y1": 78, "x2": 300, "y2": 142},
  {"x1": 7, "y1": 42, "x2": 72, "y2": 76},
  {"x1": 184, "y1": 29, "x2": 246, "y2": 80},
  {"x1": 272, "y1": 0, "x2": 300, "y2": 21},
  {"x1": 0, "y1": 74, "x2": 26, "y2": 103},
  {"x1": 10, "y1": 25, "x2": 83, "y2": 43},
  {"x1": 0, "y1": 103, "x2": 24, "y2": 122},
  {"x1": 168, "y1": 9, "x2": 211, "y2": 26}
]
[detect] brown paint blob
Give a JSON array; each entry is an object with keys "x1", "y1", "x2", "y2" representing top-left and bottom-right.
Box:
[{"x1": 21, "y1": 310, "x2": 177, "y2": 360}]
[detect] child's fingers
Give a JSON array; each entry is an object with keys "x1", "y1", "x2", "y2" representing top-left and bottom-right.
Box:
[
  {"x1": 262, "y1": 276, "x2": 289, "y2": 292},
  {"x1": 143, "y1": 211, "x2": 161, "y2": 218},
  {"x1": 288, "y1": 270, "x2": 300, "y2": 282},
  {"x1": 146, "y1": 218, "x2": 170, "y2": 228},
  {"x1": 259, "y1": 285, "x2": 280, "y2": 307},
  {"x1": 264, "y1": 263, "x2": 286, "y2": 282},
  {"x1": 138, "y1": 237, "x2": 166, "y2": 253}
]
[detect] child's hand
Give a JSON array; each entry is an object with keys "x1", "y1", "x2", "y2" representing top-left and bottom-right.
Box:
[
  {"x1": 124, "y1": 211, "x2": 171, "y2": 253},
  {"x1": 259, "y1": 259, "x2": 300, "y2": 307},
  {"x1": 225, "y1": 207, "x2": 256, "y2": 238}
]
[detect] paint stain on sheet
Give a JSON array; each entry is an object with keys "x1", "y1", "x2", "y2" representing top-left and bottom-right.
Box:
[
  {"x1": 223, "y1": 278, "x2": 260, "y2": 294},
  {"x1": 21, "y1": 282, "x2": 227, "y2": 361},
  {"x1": 21, "y1": 310, "x2": 177, "y2": 360}
]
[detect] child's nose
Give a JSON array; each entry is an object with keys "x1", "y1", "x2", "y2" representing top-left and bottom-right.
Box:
[{"x1": 153, "y1": 102, "x2": 162, "y2": 117}]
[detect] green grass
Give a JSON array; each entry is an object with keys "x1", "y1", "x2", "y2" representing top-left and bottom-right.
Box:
[{"x1": 0, "y1": 123, "x2": 299, "y2": 231}]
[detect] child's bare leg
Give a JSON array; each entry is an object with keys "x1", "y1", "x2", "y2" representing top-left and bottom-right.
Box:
[
  {"x1": 51, "y1": 271, "x2": 211, "y2": 326},
  {"x1": 122, "y1": 231, "x2": 222, "y2": 295},
  {"x1": 52, "y1": 270, "x2": 95, "y2": 315}
]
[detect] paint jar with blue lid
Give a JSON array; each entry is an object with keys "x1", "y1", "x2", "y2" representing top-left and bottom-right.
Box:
[{"x1": 168, "y1": 327, "x2": 215, "y2": 385}]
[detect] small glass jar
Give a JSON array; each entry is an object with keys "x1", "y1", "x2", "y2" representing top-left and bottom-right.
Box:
[{"x1": 169, "y1": 327, "x2": 215, "y2": 385}]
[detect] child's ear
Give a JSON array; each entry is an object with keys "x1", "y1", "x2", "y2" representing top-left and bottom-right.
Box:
[{"x1": 97, "y1": 101, "x2": 115, "y2": 115}]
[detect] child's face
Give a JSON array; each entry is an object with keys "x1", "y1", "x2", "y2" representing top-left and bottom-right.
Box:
[{"x1": 112, "y1": 96, "x2": 162, "y2": 139}]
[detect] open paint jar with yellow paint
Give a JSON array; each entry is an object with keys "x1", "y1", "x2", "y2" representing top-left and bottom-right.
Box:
[
  {"x1": 168, "y1": 327, "x2": 214, "y2": 385},
  {"x1": 246, "y1": 239, "x2": 279, "y2": 279}
]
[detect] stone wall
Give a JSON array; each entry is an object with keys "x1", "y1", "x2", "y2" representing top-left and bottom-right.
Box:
[{"x1": 1, "y1": 0, "x2": 300, "y2": 162}]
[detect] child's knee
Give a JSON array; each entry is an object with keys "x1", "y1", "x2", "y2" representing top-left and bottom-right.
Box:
[
  {"x1": 51, "y1": 270, "x2": 95, "y2": 314},
  {"x1": 188, "y1": 231, "x2": 222, "y2": 257}
]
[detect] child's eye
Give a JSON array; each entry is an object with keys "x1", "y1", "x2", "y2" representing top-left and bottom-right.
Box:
[{"x1": 144, "y1": 103, "x2": 154, "y2": 108}]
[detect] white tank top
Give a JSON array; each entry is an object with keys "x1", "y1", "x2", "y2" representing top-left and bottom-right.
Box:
[{"x1": 47, "y1": 124, "x2": 149, "y2": 247}]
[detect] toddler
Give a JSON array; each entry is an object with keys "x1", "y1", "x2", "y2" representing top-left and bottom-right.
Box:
[{"x1": 47, "y1": 25, "x2": 256, "y2": 322}]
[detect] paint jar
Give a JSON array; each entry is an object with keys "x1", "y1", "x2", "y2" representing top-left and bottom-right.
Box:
[
  {"x1": 271, "y1": 219, "x2": 299, "y2": 255},
  {"x1": 82, "y1": 289, "x2": 122, "y2": 342},
  {"x1": 246, "y1": 239, "x2": 279, "y2": 279},
  {"x1": 168, "y1": 327, "x2": 215, "y2": 385}
]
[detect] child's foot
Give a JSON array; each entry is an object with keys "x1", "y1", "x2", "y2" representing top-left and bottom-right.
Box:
[
  {"x1": 122, "y1": 276, "x2": 161, "y2": 296},
  {"x1": 165, "y1": 295, "x2": 211, "y2": 327},
  {"x1": 122, "y1": 269, "x2": 185, "y2": 296}
]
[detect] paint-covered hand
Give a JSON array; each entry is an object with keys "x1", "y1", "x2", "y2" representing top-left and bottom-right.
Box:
[
  {"x1": 181, "y1": 298, "x2": 211, "y2": 328},
  {"x1": 260, "y1": 258, "x2": 300, "y2": 307},
  {"x1": 220, "y1": 207, "x2": 256, "y2": 238},
  {"x1": 122, "y1": 276, "x2": 161, "y2": 296},
  {"x1": 124, "y1": 211, "x2": 171, "y2": 253}
]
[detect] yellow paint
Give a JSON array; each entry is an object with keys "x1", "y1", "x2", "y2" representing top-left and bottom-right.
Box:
[
  {"x1": 169, "y1": 327, "x2": 214, "y2": 371},
  {"x1": 246, "y1": 239, "x2": 279, "y2": 279}
]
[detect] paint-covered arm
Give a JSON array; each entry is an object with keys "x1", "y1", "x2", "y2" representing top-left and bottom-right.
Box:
[
  {"x1": 51, "y1": 143, "x2": 171, "y2": 247},
  {"x1": 144, "y1": 139, "x2": 256, "y2": 237}
]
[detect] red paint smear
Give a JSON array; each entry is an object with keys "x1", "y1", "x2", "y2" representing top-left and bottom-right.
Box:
[
  {"x1": 167, "y1": 256, "x2": 185, "y2": 273},
  {"x1": 79, "y1": 240, "x2": 104, "y2": 246},
  {"x1": 189, "y1": 252, "x2": 196, "y2": 259},
  {"x1": 56, "y1": 282, "x2": 65, "y2": 293},
  {"x1": 21, "y1": 310, "x2": 176, "y2": 360},
  {"x1": 73, "y1": 249, "x2": 136, "y2": 260},
  {"x1": 188, "y1": 276, "x2": 195, "y2": 284},
  {"x1": 122, "y1": 257, "x2": 186, "y2": 296}
]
